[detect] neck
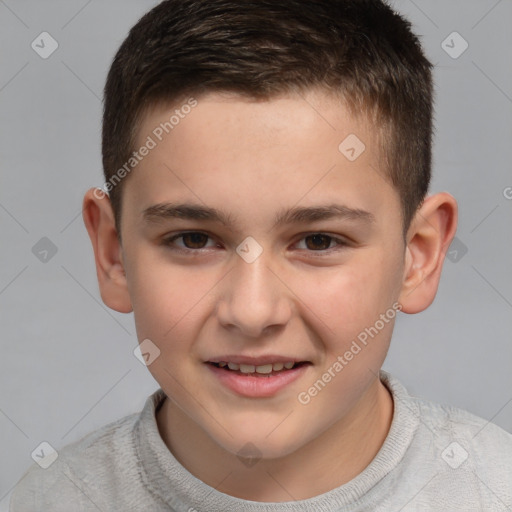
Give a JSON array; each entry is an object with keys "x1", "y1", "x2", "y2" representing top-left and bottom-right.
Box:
[{"x1": 156, "y1": 378, "x2": 393, "y2": 502}]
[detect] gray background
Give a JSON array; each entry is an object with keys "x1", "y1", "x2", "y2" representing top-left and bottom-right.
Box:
[{"x1": 1, "y1": 0, "x2": 511, "y2": 507}]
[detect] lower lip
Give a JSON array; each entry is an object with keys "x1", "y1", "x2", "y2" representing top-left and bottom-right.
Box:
[{"x1": 205, "y1": 363, "x2": 310, "y2": 398}]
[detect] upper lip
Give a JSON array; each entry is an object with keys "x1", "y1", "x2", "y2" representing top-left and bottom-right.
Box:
[{"x1": 206, "y1": 355, "x2": 310, "y2": 365}]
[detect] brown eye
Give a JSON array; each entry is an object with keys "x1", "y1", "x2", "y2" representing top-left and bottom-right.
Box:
[
  {"x1": 294, "y1": 233, "x2": 349, "y2": 254},
  {"x1": 163, "y1": 231, "x2": 215, "y2": 251},
  {"x1": 304, "y1": 234, "x2": 334, "y2": 251},
  {"x1": 181, "y1": 232, "x2": 209, "y2": 249}
]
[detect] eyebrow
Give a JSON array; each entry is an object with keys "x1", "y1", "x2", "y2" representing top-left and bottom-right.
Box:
[{"x1": 142, "y1": 202, "x2": 375, "y2": 228}]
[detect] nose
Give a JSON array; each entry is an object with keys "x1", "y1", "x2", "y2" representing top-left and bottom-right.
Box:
[{"x1": 216, "y1": 249, "x2": 292, "y2": 339}]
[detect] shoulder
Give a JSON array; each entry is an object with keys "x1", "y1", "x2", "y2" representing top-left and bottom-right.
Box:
[
  {"x1": 383, "y1": 371, "x2": 512, "y2": 460},
  {"x1": 381, "y1": 372, "x2": 512, "y2": 509},
  {"x1": 9, "y1": 405, "x2": 146, "y2": 511},
  {"x1": 414, "y1": 390, "x2": 512, "y2": 461},
  {"x1": 417, "y1": 396, "x2": 512, "y2": 506}
]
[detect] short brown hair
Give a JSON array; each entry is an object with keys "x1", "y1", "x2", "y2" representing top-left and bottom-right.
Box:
[{"x1": 102, "y1": 0, "x2": 433, "y2": 237}]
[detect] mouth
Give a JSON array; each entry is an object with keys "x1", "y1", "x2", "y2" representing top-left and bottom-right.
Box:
[
  {"x1": 204, "y1": 357, "x2": 312, "y2": 398},
  {"x1": 207, "y1": 360, "x2": 310, "y2": 377}
]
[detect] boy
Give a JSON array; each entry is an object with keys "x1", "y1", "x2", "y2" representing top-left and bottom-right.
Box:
[{"x1": 10, "y1": 0, "x2": 512, "y2": 510}]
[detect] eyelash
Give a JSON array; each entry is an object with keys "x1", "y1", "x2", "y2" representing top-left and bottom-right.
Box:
[{"x1": 161, "y1": 231, "x2": 350, "y2": 256}]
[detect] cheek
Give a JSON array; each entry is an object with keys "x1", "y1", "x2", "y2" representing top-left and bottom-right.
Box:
[
  {"x1": 126, "y1": 254, "x2": 216, "y2": 395},
  {"x1": 125, "y1": 249, "x2": 214, "y2": 345},
  {"x1": 294, "y1": 257, "x2": 400, "y2": 341},
  {"x1": 127, "y1": 248, "x2": 200, "y2": 320}
]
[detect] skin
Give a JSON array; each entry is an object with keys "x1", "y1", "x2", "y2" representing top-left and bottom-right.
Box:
[{"x1": 82, "y1": 89, "x2": 457, "y2": 501}]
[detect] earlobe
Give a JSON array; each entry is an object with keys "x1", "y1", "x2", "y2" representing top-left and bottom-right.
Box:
[
  {"x1": 82, "y1": 188, "x2": 133, "y2": 313},
  {"x1": 398, "y1": 192, "x2": 458, "y2": 314}
]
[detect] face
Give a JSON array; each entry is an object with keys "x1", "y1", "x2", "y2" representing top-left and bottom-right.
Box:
[{"x1": 119, "y1": 90, "x2": 406, "y2": 459}]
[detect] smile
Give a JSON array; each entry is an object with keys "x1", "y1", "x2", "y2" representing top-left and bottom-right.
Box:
[
  {"x1": 209, "y1": 361, "x2": 306, "y2": 376},
  {"x1": 205, "y1": 359, "x2": 311, "y2": 397}
]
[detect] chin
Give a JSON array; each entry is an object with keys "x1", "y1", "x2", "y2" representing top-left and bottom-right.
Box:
[{"x1": 213, "y1": 427, "x2": 309, "y2": 461}]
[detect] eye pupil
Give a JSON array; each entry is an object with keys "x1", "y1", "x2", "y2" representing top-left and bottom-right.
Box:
[
  {"x1": 183, "y1": 232, "x2": 208, "y2": 248},
  {"x1": 306, "y1": 234, "x2": 331, "y2": 250}
]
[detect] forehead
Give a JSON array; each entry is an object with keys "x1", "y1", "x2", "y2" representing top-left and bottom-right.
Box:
[
  {"x1": 124, "y1": 90, "x2": 398, "y2": 230},
  {"x1": 137, "y1": 89, "x2": 374, "y2": 149}
]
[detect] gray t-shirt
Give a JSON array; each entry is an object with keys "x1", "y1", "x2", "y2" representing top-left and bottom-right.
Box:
[{"x1": 10, "y1": 371, "x2": 512, "y2": 511}]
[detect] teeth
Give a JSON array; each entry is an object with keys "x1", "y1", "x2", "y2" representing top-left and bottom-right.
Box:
[
  {"x1": 255, "y1": 364, "x2": 273, "y2": 374},
  {"x1": 218, "y1": 361, "x2": 296, "y2": 373}
]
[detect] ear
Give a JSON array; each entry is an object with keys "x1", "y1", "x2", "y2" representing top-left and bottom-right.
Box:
[
  {"x1": 398, "y1": 192, "x2": 458, "y2": 314},
  {"x1": 82, "y1": 188, "x2": 133, "y2": 313}
]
